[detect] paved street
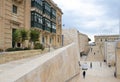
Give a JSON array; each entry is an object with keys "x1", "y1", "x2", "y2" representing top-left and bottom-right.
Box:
[{"x1": 79, "y1": 51, "x2": 120, "y2": 82}]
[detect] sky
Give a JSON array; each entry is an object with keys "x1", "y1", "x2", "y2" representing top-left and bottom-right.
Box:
[{"x1": 53, "y1": 0, "x2": 120, "y2": 42}]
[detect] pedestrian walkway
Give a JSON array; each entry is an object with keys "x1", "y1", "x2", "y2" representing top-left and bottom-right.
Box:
[
  {"x1": 79, "y1": 62, "x2": 120, "y2": 82},
  {"x1": 79, "y1": 49, "x2": 120, "y2": 82},
  {"x1": 86, "y1": 50, "x2": 104, "y2": 61},
  {"x1": 0, "y1": 53, "x2": 44, "y2": 74}
]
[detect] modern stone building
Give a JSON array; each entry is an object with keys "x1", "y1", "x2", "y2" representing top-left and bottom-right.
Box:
[{"x1": 0, "y1": 0, "x2": 63, "y2": 50}]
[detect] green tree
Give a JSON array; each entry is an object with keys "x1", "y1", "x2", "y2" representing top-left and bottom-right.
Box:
[
  {"x1": 20, "y1": 29, "x2": 28, "y2": 48},
  {"x1": 13, "y1": 29, "x2": 21, "y2": 48},
  {"x1": 30, "y1": 29, "x2": 40, "y2": 45}
]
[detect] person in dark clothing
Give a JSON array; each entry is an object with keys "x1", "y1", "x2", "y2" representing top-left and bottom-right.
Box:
[
  {"x1": 90, "y1": 62, "x2": 92, "y2": 68},
  {"x1": 83, "y1": 71, "x2": 86, "y2": 78}
]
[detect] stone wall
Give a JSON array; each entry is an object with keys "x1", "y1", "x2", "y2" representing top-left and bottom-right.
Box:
[
  {"x1": 115, "y1": 41, "x2": 120, "y2": 78},
  {"x1": 104, "y1": 41, "x2": 116, "y2": 66},
  {"x1": 0, "y1": 49, "x2": 44, "y2": 64},
  {"x1": 0, "y1": 43, "x2": 80, "y2": 82},
  {"x1": 62, "y1": 29, "x2": 80, "y2": 60},
  {"x1": 78, "y1": 32, "x2": 89, "y2": 54}
]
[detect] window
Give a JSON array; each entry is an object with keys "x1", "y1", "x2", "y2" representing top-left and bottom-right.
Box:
[
  {"x1": 13, "y1": 5, "x2": 17, "y2": 14},
  {"x1": 38, "y1": 15, "x2": 42, "y2": 24},
  {"x1": 52, "y1": 23, "x2": 56, "y2": 29},
  {"x1": 45, "y1": 3, "x2": 51, "y2": 12},
  {"x1": 45, "y1": 19, "x2": 51, "y2": 27},
  {"x1": 31, "y1": 0, "x2": 43, "y2": 8},
  {"x1": 52, "y1": 9, "x2": 56, "y2": 16}
]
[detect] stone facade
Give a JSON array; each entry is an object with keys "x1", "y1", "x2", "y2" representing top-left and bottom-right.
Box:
[
  {"x1": 78, "y1": 32, "x2": 90, "y2": 55},
  {"x1": 115, "y1": 41, "x2": 120, "y2": 78},
  {"x1": 94, "y1": 35, "x2": 119, "y2": 61},
  {"x1": 0, "y1": 0, "x2": 63, "y2": 50},
  {"x1": 0, "y1": 0, "x2": 30, "y2": 49},
  {"x1": 104, "y1": 41, "x2": 116, "y2": 66},
  {"x1": 95, "y1": 35, "x2": 119, "y2": 45}
]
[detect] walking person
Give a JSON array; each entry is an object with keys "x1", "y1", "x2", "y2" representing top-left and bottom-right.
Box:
[
  {"x1": 100, "y1": 62, "x2": 102, "y2": 67},
  {"x1": 90, "y1": 62, "x2": 92, "y2": 68},
  {"x1": 83, "y1": 71, "x2": 86, "y2": 79}
]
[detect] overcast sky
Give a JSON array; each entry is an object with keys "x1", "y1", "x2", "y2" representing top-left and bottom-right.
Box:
[{"x1": 53, "y1": 0, "x2": 120, "y2": 42}]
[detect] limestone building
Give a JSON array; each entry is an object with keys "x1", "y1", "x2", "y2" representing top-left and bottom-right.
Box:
[
  {"x1": 104, "y1": 41, "x2": 116, "y2": 66},
  {"x1": 115, "y1": 41, "x2": 120, "y2": 78},
  {"x1": 94, "y1": 35, "x2": 119, "y2": 62},
  {"x1": 78, "y1": 32, "x2": 90, "y2": 55},
  {"x1": 0, "y1": 0, "x2": 63, "y2": 50},
  {"x1": 95, "y1": 35, "x2": 119, "y2": 45}
]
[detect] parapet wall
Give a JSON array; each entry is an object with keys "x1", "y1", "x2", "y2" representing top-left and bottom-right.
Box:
[
  {"x1": 0, "y1": 43, "x2": 80, "y2": 82},
  {"x1": 0, "y1": 50, "x2": 42, "y2": 64}
]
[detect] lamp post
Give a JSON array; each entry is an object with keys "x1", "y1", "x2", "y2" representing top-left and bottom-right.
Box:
[{"x1": 118, "y1": 10, "x2": 120, "y2": 40}]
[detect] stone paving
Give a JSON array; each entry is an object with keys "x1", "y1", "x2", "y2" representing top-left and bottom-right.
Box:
[
  {"x1": 79, "y1": 51, "x2": 120, "y2": 82},
  {"x1": 0, "y1": 54, "x2": 44, "y2": 74}
]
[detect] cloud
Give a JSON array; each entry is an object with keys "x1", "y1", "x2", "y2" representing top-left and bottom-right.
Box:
[{"x1": 53, "y1": 0, "x2": 120, "y2": 42}]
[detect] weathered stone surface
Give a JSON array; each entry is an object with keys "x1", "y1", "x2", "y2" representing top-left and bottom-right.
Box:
[
  {"x1": 78, "y1": 32, "x2": 89, "y2": 55},
  {"x1": 104, "y1": 41, "x2": 116, "y2": 66},
  {"x1": 116, "y1": 41, "x2": 120, "y2": 78},
  {"x1": 0, "y1": 43, "x2": 80, "y2": 82},
  {"x1": 62, "y1": 29, "x2": 80, "y2": 60},
  {"x1": 0, "y1": 50, "x2": 43, "y2": 64}
]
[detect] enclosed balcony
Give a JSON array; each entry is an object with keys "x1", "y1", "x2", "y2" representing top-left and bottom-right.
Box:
[
  {"x1": 31, "y1": 11, "x2": 43, "y2": 30},
  {"x1": 51, "y1": 8, "x2": 56, "y2": 20},
  {"x1": 43, "y1": 18, "x2": 51, "y2": 32},
  {"x1": 43, "y1": 1, "x2": 51, "y2": 17},
  {"x1": 31, "y1": 0, "x2": 43, "y2": 11},
  {"x1": 51, "y1": 22, "x2": 56, "y2": 33}
]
